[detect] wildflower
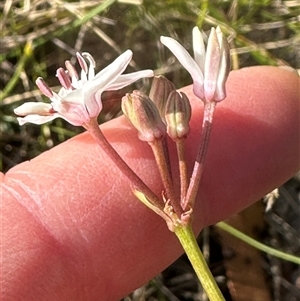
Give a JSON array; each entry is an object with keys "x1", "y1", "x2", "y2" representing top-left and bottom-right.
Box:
[
  {"x1": 14, "y1": 50, "x2": 154, "y2": 127},
  {"x1": 160, "y1": 26, "x2": 230, "y2": 102}
]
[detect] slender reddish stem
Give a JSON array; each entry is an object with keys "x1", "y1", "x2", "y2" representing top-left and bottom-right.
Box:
[
  {"x1": 149, "y1": 139, "x2": 183, "y2": 217},
  {"x1": 162, "y1": 137, "x2": 172, "y2": 179},
  {"x1": 182, "y1": 101, "x2": 216, "y2": 211},
  {"x1": 84, "y1": 118, "x2": 163, "y2": 210},
  {"x1": 176, "y1": 139, "x2": 188, "y2": 202}
]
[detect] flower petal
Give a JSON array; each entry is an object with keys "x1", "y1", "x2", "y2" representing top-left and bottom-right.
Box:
[
  {"x1": 82, "y1": 50, "x2": 133, "y2": 115},
  {"x1": 214, "y1": 27, "x2": 231, "y2": 101},
  {"x1": 14, "y1": 102, "x2": 53, "y2": 117},
  {"x1": 160, "y1": 36, "x2": 204, "y2": 98},
  {"x1": 59, "y1": 89, "x2": 83, "y2": 105},
  {"x1": 52, "y1": 90, "x2": 94, "y2": 125},
  {"x1": 88, "y1": 50, "x2": 133, "y2": 90},
  {"x1": 105, "y1": 70, "x2": 154, "y2": 91},
  {"x1": 192, "y1": 27, "x2": 206, "y2": 74},
  {"x1": 55, "y1": 101, "x2": 91, "y2": 126},
  {"x1": 204, "y1": 27, "x2": 221, "y2": 102},
  {"x1": 16, "y1": 114, "x2": 59, "y2": 126},
  {"x1": 83, "y1": 90, "x2": 103, "y2": 119}
]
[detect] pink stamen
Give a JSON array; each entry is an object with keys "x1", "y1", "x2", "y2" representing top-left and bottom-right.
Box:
[
  {"x1": 82, "y1": 52, "x2": 96, "y2": 68},
  {"x1": 65, "y1": 60, "x2": 79, "y2": 80},
  {"x1": 82, "y1": 52, "x2": 96, "y2": 80},
  {"x1": 56, "y1": 68, "x2": 72, "y2": 90},
  {"x1": 36, "y1": 77, "x2": 54, "y2": 98},
  {"x1": 76, "y1": 52, "x2": 88, "y2": 74}
]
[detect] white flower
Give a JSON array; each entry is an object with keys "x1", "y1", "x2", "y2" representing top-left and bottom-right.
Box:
[
  {"x1": 160, "y1": 26, "x2": 230, "y2": 102},
  {"x1": 14, "y1": 50, "x2": 154, "y2": 126}
]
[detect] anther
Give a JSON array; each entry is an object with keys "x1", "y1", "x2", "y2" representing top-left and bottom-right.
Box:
[{"x1": 36, "y1": 77, "x2": 54, "y2": 98}]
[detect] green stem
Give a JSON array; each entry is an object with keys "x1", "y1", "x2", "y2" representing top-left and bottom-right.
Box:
[
  {"x1": 174, "y1": 224, "x2": 225, "y2": 301},
  {"x1": 217, "y1": 221, "x2": 300, "y2": 265}
]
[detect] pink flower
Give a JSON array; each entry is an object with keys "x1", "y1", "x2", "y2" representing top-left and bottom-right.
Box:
[
  {"x1": 14, "y1": 50, "x2": 153, "y2": 126},
  {"x1": 160, "y1": 27, "x2": 230, "y2": 102}
]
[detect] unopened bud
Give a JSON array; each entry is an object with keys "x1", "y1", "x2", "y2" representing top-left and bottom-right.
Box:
[
  {"x1": 122, "y1": 90, "x2": 166, "y2": 142},
  {"x1": 149, "y1": 75, "x2": 176, "y2": 122},
  {"x1": 165, "y1": 91, "x2": 191, "y2": 140},
  {"x1": 14, "y1": 102, "x2": 54, "y2": 117}
]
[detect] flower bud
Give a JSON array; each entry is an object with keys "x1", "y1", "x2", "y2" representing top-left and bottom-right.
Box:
[
  {"x1": 122, "y1": 90, "x2": 166, "y2": 142},
  {"x1": 149, "y1": 75, "x2": 176, "y2": 122},
  {"x1": 165, "y1": 91, "x2": 191, "y2": 140}
]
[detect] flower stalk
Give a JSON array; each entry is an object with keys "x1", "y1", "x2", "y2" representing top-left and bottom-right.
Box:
[
  {"x1": 182, "y1": 101, "x2": 216, "y2": 210},
  {"x1": 164, "y1": 89, "x2": 191, "y2": 202},
  {"x1": 174, "y1": 224, "x2": 225, "y2": 301},
  {"x1": 84, "y1": 118, "x2": 164, "y2": 212},
  {"x1": 176, "y1": 139, "x2": 189, "y2": 201},
  {"x1": 149, "y1": 139, "x2": 182, "y2": 217}
]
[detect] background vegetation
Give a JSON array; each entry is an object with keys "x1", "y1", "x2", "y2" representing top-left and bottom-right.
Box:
[{"x1": 1, "y1": 1, "x2": 299, "y2": 300}]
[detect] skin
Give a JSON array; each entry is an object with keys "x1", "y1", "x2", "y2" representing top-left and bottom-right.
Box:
[{"x1": 1, "y1": 66, "x2": 299, "y2": 301}]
